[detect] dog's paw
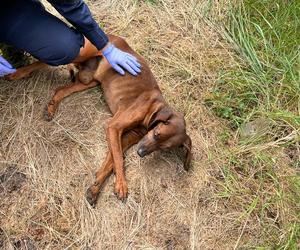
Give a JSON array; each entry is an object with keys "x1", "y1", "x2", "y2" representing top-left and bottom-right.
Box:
[
  {"x1": 44, "y1": 101, "x2": 57, "y2": 121},
  {"x1": 86, "y1": 185, "x2": 99, "y2": 208},
  {"x1": 44, "y1": 108, "x2": 53, "y2": 122},
  {"x1": 114, "y1": 179, "x2": 128, "y2": 202},
  {"x1": 44, "y1": 106, "x2": 54, "y2": 122}
]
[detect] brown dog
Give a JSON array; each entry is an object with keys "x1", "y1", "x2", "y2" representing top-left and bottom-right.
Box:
[{"x1": 12, "y1": 34, "x2": 192, "y2": 206}]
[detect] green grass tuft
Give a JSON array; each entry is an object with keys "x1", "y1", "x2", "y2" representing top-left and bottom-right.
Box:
[
  {"x1": 206, "y1": 0, "x2": 300, "y2": 132},
  {"x1": 208, "y1": 0, "x2": 300, "y2": 248}
]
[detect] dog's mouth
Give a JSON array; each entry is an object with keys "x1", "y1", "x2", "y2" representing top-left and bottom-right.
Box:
[{"x1": 137, "y1": 136, "x2": 157, "y2": 158}]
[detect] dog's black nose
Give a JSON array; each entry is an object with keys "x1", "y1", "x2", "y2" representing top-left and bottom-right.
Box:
[{"x1": 137, "y1": 148, "x2": 147, "y2": 158}]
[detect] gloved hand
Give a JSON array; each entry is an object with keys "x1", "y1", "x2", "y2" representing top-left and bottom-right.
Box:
[
  {"x1": 102, "y1": 44, "x2": 141, "y2": 76},
  {"x1": 0, "y1": 55, "x2": 16, "y2": 77}
]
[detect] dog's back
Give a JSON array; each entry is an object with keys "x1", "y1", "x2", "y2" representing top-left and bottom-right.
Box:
[{"x1": 89, "y1": 35, "x2": 163, "y2": 114}]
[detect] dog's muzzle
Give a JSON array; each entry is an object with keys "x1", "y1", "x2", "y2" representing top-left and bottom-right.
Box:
[{"x1": 137, "y1": 147, "x2": 147, "y2": 158}]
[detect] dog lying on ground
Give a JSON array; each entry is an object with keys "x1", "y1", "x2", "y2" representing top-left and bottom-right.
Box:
[{"x1": 10, "y1": 35, "x2": 192, "y2": 206}]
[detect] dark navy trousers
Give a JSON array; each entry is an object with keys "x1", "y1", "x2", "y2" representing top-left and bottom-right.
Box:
[{"x1": 0, "y1": 0, "x2": 85, "y2": 65}]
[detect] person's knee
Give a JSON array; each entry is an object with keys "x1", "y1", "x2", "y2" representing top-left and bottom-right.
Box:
[
  {"x1": 35, "y1": 28, "x2": 84, "y2": 66},
  {"x1": 41, "y1": 39, "x2": 82, "y2": 66}
]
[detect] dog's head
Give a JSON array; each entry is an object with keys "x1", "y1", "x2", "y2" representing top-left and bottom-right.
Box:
[{"x1": 137, "y1": 106, "x2": 192, "y2": 170}]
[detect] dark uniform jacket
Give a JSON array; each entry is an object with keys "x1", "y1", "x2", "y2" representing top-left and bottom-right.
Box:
[{"x1": 47, "y1": 0, "x2": 109, "y2": 50}]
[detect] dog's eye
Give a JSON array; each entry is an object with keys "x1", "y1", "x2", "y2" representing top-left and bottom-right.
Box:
[{"x1": 154, "y1": 131, "x2": 160, "y2": 140}]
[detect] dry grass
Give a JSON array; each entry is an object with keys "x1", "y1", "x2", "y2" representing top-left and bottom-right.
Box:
[{"x1": 1, "y1": 0, "x2": 296, "y2": 249}]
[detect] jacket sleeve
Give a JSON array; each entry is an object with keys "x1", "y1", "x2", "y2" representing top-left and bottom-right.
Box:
[{"x1": 47, "y1": 0, "x2": 109, "y2": 50}]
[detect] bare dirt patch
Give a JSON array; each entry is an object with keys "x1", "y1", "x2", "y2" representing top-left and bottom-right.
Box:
[{"x1": 0, "y1": 165, "x2": 26, "y2": 195}]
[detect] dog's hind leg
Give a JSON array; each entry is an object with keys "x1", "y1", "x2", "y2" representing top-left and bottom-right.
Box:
[
  {"x1": 45, "y1": 80, "x2": 99, "y2": 121},
  {"x1": 6, "y1": 61, "x2": 48, "y2": 80},
  {"x1": 86, "y1": 129, "x2": 144, "y2": 206}
]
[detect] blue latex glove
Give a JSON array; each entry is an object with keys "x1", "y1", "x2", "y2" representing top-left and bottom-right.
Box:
[
  {"x1": 0, "y1": 56, "x2": 16, "y2": 77},
  {"x1": 102, "y1": 44, "x2": 141, "y2": 76}
]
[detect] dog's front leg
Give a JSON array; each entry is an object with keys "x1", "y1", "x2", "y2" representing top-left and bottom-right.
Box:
[
  {"x1": 106, "y1": 104, "x2": 149, "y2": 200},
  {"x1": 106, "y1": 116, "x2": 129, "y2": 200},
  {"x1": 86, "y1": 129, "x2": 144, "y2": 206}
]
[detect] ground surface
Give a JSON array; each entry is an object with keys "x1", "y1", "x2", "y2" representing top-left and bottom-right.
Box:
[{"x1": 1, "y1": 1, "x2": 298, "y2": 249}]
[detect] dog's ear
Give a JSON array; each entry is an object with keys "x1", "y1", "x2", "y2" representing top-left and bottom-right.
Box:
[
  {"x1": 148, "y1": 106, "x2": 173, "y2": 130},
  {"x1": 182, "y1": 135, "x2": 192, "y2": 171}
]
